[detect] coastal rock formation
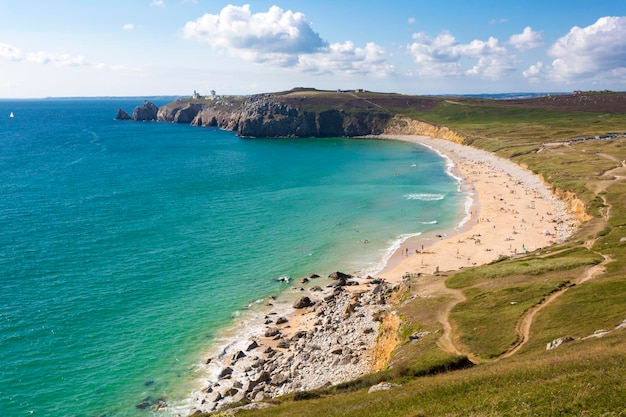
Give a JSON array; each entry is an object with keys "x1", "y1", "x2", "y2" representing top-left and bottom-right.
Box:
[
  {"x1": 234, "y1": 96, "x2": 391, "y2": 137},
  {"x1": 157, "y1": 102, "x2": 203, "y2": 124},
  {"x1": 132, "y1": 100, "x2": 158, "y2": 121},
  {"x1": 123, "y1": 90, "x2": 395, "y2": 138},
  {"x1": 115, "y1": 108, "x2": 132, "y2": 120},
  {"x1": 187, "y1": 281, "x2": 395, "y2": 414}
]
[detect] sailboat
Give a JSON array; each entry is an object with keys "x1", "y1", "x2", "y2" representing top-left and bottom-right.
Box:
[{"x1": 9, "y1": 112, "x2": 14, "y2": 118}]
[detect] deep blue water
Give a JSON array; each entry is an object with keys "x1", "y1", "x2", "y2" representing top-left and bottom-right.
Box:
[{"x1": 0, "y1": 99, "x2": 463, "y2": 417}]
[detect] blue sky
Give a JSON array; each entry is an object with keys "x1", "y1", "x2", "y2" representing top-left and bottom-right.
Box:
[{"x1": 2, "y1": 0, "x2": 626, "y2": 97}]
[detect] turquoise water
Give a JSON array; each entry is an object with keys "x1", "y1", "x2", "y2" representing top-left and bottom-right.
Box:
[{"x1": 0, "y1": 100, "x2": 464, "y2": 417}]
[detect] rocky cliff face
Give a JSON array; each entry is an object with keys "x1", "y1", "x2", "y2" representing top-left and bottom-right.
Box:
[
  {"x1": 151, "y1": 95, "x2": 393, "y2": 138},
  {"x1": 383, "y1": 116, "x2": 465, "y2": 144},
  {"x1": 157, "y1": 102, "x2": 203, "y2": 124}
]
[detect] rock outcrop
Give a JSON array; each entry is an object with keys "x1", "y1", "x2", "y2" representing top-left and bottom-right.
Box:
[
  {"x1": 132, "y1": 100, "x2": 159, "y2": 121},
  {"x1": 115, "y1": 108, "x2": 132, "y2": 120}
]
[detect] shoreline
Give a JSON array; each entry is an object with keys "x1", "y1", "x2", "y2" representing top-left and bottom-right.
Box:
[
  {"x1": 174, "y1": 135, "x2": 578, "y2": 415},
  {"x1": 375, "y1": 135, "x2": 576, "y2": 282}
]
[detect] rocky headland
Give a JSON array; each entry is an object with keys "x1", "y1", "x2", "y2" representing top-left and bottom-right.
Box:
[{"x1": 115, "y1": 89, "x2": 414, "y2": 138}]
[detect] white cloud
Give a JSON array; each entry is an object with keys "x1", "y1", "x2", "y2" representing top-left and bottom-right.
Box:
[
  {"x1": 183, "y1": 4, "x2": 394, "y2": 77},
  {"x1": 548, "y1": 16, "x2": 626, "y2": 83},
  {"x1": 408, "y1": 17, "x2": 416, "y2": 25},
  {"x1": 509, "y1": 27, "x2": 543, "y2": 51},
  {"x1": 123, "y1": 23, "x2": 135, "y2": 31},
  {"x1": 297, "y1": 41, "x2": 395, "y2": 77},
  {"x1": 26, "y1": 51, "x2": 88, "y2": 66},
  {"x1": 151, "y1": 0, "x2": 165, "y2": 7},
  {"x1": 0, "y1": 43, "x2": 23, "y2": 61},
  {"x1": 407, "y1": 31, "x2": 516, "y2": 79},
  {"x1": 183, "y1": 4, "x2": 326, "y2": 66},
  {"x1": 0, "y1": 43, "x2": 87, "y2": 67},
  {"x1": 523, "y1": 61, "x2": 545, "y2": 82},
  {"x1": 0, "y1": 42, "x2": 137, "y2": 73}
]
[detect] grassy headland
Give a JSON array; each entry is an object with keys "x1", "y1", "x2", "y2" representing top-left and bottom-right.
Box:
[{"x1": 198, "y1": 90, "x2": 626, "y2": 416}]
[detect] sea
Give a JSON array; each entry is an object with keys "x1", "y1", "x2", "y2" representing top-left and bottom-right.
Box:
[{"x1": 0, "y1": 99, "x2": 466, "y2": 417}]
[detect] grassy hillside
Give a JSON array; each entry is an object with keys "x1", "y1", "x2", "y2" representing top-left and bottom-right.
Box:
[{"x1": 201, "y1": 91, "x2": 626, "y2": 416}]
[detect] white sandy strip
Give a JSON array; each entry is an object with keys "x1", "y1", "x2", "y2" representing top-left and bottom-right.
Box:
[{"x1": 375, "y1": 135, "x2": 576, "y2": 282}]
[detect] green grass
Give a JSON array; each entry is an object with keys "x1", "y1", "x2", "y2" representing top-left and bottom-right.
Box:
[
  {"x1": 228, "y1": 334, "x2": 625, "y2": 417},
  {"x1": 410, "y1": 100, "x2": 626, "y2": 143},
  {"x1": 451, "y1": 281, "x2": 571, "y2": 358},
  {"x1": 446, "y1": 247, "x2": 603, "y2": 289}
]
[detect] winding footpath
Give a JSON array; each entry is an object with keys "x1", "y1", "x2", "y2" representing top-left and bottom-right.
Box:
[{"x1": 502, "y1": 253, "x2": 610, "y2": 359}]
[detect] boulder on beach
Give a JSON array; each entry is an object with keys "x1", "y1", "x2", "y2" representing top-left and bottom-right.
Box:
[
  {"x1": 293, "y1": 296, "x2": 313, "y2": 309},
  {"x1": 264, "y1": 327, "x2": 280, "y2": 337},
  {"x1": 329, "y1": 271, "x2": 352, "y2": 280},
  {"x1": 219, "y1": 367, "x2": 233, "y2": 378},
  {"x1": 332, "y1": 278, "x2": 348, "y2": 287}
]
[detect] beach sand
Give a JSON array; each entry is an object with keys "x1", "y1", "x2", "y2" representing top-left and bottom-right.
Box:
[
  {"x1": 180, "y1": 135, "x2": 577, "y2": 415},
  {"x1": 376, "y1": 135, "x2": 576, "y2": 282}
]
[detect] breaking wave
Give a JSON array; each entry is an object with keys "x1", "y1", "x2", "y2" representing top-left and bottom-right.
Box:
[{"x1": 404, "y1": 193, "x2": 445, "y2": 201}]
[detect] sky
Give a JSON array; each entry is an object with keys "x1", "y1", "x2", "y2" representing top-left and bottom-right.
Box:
[{"x1": 2, "y1": 1, "x2": 626, "y2": 98}]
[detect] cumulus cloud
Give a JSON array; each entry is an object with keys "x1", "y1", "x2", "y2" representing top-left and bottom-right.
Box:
[
  {"x1": 297, "y1": 41, "x2": 395, "y2": 77},
  {"x1": 548, "y1": 16, "x2": 626, "y2": 83},
  {"x1": 123, "y1": 23, "x2": 135, "y2": 31},
  {"x1": 183, "y1": 4, "x2": 326, "y2": 65},
  {"x1": 183, "y1": 4, "x2": 393, "y2": 77},
  {"x1": 523, "y1": 61, "x2": 546, "y2": 82},
  {"x1": 509, "y1": 27, "x2": 543, "y2": 51},
  {"x1": 407, "y1": 31, "x2": 516, "y2": 79}
]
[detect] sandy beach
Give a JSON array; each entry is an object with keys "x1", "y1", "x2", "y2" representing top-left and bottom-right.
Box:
[
  {"x1": 376, "y1": 135, "x2": 576, "y2": 282},
  {"x1": 179, "y1": 135, "x2": 577, "y2": 415}
]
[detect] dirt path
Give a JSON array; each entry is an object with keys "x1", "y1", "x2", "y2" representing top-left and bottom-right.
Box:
[
  {"x1": 410, "y1": 275, "x2": 478, "y2": 362},
  {"x1": 502, "y1": 253, "x2": 610, "y2": 358},
  {"x1": 435, "y1": 287, "x2": 466, "y2": 357}
]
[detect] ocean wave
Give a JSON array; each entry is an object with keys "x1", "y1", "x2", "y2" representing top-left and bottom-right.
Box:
[
  {"x1": 404, "y1": 193, "x2": 445, "y2": 201},
  {"x1": 419, "y1": 220, "x2": 438, "y2": 225},
  {"x1": 457, "y1": 194, "x2": 474, "y2": 229}
]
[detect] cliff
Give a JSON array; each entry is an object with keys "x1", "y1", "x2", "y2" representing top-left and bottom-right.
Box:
[
  {"x1": 383, "y1": 116, "x2": 466, "y2": 143},
  {"x1": 151, "y1": 93, "x2": 393, "y2": 137}
]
